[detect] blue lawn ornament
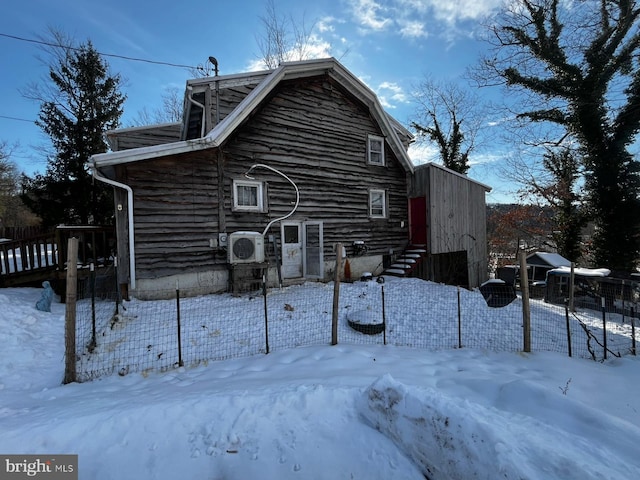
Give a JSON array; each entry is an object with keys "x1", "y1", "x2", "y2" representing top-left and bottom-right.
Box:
[{"x1": 36, "y1": 280, "x2": 54, "y2": 312}]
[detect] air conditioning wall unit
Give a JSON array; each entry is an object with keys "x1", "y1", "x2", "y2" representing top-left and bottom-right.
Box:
[{"x1": 228, "y1": 232, "x2": 265, "y2": 264}]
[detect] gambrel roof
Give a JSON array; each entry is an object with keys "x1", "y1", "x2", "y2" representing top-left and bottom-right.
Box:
[{"x1": 92, "y1": 58, "x2": 414, "y2": 173}]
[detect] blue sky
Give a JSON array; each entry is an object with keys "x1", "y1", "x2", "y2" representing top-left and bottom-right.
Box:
[{"x1": 0, "y1": 0, "x2": 511, "y2": 202}]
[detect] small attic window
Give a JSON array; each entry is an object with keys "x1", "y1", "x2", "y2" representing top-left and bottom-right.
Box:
[{"x1": 367, "y1": 135, "x2": 385, "y2": 166}]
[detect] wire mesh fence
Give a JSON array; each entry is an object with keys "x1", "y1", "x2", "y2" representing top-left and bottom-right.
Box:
[{"x1": 70, "y1": 274, "x2": 638, "y2": 382}]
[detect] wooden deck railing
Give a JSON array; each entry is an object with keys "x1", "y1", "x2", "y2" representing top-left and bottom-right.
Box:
[
  {"x1": 0, "y1": 232, "x2": 57, "y2": 276},
  {"x1": 0, "y1": 225, "x2": 116, "y2": 287}
]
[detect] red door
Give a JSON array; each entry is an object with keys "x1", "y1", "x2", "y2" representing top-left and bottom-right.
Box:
[{"x1": 409, "y1": 196, "x2": 427, "y2": 246}]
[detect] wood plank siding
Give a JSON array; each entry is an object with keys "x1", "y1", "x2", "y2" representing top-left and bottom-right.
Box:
[
  {"x1": 107, "y1": 123, "x2": 183, "y2": 151},
  {"x1": 115, "y1": 76, "x2": 410, "y2": 280},
  {"x1": 410, "y1": 163, "x2": 490, "y2": 286},
  {"x1": 119, "y1": 152, "x2": 219, "y2": 279},
  {"x1": 186, "y1": 81, "x2": 265, "y2": 139}
]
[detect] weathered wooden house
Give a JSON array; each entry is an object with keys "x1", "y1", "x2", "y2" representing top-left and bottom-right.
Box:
[{"x1": 90, "y1": 58, "x2": 490, "y2": 298}]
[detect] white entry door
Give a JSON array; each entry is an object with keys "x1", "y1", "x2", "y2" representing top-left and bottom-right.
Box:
[{"x1": 281, "y1": 222, "x2": 303, "y2": 279}]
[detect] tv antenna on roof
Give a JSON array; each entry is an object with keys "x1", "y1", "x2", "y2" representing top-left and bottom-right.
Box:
[{"x1": 196, "y1": 56, "x2": 219, "y2": 77}]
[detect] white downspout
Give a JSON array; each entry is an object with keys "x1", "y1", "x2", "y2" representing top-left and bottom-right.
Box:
[
  {"x1": 92, "y1": 164, "x2": 137, "y2": 290},
  {"x1": 187, "y1": 86, "x2": 207, "y2": 137}
]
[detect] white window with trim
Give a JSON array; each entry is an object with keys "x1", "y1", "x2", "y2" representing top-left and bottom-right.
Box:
[
  {"x1": 233, "y1": 179, "x2": 265, "y2": 212},
  {"x1": 369, "y1": 189, "x2": 387, "y2": 218},
  {"x1": 367, "y1": 134, "x2": 385, "y2": 166}
]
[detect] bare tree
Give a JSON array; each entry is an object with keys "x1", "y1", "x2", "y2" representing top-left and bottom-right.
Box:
[
  {"x1": 130, "y1": 87, "x2": 183, "y2": 126},
  {"x1": 0, "y1": 142, "x2": 39, "y2": 228},
  {"x1": 256, "y1": 0, "x2": 321, "y2": 69},
  {"x1": 411, "y1": 78, "x2": 486, "y2": 174}
]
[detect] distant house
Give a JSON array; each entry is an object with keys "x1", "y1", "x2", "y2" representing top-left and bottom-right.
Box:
[
  {"x1": 526, "y1": 252, "x2": 571, "y2": 282},
  {"x1": 90, "y1": 58, "x2": 490, "y2": 298}
]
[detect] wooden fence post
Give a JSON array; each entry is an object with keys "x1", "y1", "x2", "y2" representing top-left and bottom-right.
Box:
[
  {"x1": 64, "y1": 237, "x2": 78, "y2": 384},
  {"x1": 519, "y1": 252, "x2": 531, "y2": 353},
  {"x1": 332, "y1": 243, "x2": 343, "y2": 346}
]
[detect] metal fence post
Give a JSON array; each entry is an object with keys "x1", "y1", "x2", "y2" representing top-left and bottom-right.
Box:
[
  {"x1": 89, "y1": 263, "x2": 96, "y2": 352},
  {"x1": 565, "y1": 300, "x2": 572, "y2": 357},
  {"x1": 601, "y1": 296, "x2": 607, "y2": 360},
  {"x1": 519, "y1": 253, "x2": 531, "y2": 353},
  {"x1": 381, "y1": 284, "x2": 387, "y2": 346},
  {"x1": 457, "y1": 286, "x2": 462, "y2": 349},
  {"x1": 331, "y1": 243, "x2": 343, "y2": 346},
  {"x1": 113, "y1": 256, "x2": 120, "y2": 316},
  {"x1": 632, "y1": 306, "x2": 636, "y2": 356},
  {"x1": 263, "y1": 274, "x2": 269, "y2": 354},
  {"x1": 176, "y1": 285, "x2": 183, "y2": 367}
]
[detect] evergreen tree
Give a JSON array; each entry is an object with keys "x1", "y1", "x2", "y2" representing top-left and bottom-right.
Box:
[
  {"x1": 479, "y1": 0, "x2": 640, "y2": 271},
  {"x1": 412, "y1": 113, "x2": 470, "y2": 174},
  {"x1": 542, "y1": 149, "x2": 585, "y2": 263},
  {"x1": 22, "y1": 37, "x2": 125, "y2": 227}
]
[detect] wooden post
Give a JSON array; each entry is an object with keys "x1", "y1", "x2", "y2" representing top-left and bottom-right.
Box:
[
  {"x1": 519, "y1": 253, "x2": 531, "y2": 353},
  {"x1": 64, "y1": 237, "x2": 79, "y2": 384},
  {"x1": 332, "y1": 243, "x2": 343, "y2": 346}
]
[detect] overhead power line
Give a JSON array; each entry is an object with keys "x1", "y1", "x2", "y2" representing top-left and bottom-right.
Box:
[
  {"x1": 0, "y1": 114, "x2": 35, "y2": 123},
  {"x1": 0, "y1": 32, "x2": 197, "y2": 69}
]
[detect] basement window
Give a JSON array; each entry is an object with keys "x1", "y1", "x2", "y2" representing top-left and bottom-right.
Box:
[
  {"x1": 233, "y1": 179, "x2": 266, "y2": 212},
  {"x1": 369, "y1": 189, "x2": 387, "y2": 218},
  {"x1": 367, "y1": 135, "x2": 385, "y2": 166}
]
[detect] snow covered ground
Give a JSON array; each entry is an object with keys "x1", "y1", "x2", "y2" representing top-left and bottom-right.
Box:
[{"x1": 1, "y1": 281, "x2": 639, "y2": 479}]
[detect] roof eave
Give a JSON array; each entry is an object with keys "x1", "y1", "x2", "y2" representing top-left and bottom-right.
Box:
[
  {"x1": 91, "y1": 136, "x2": 217, "y2": 168},
  {"x1": 416, "y1": 162, "x2": 492, "y2": 192}
]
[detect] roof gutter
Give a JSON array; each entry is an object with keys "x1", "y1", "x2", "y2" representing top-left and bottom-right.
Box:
[{"x1": 91, "y1": 164, "x2": 137, "y2": 290}]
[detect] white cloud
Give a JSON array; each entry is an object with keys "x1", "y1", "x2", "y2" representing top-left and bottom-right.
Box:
[
  {"x1": 317, "y1": 16, "x2": 336, "y2": 33},
  {"x1": 427, "y1": 0, "x2": 503, "y2": 24},
  {"x1": 348, "y1": 0, "x2": 393, "y2": 31},
  {"x1": 398, "y1": 20, "x2": 428, "y2": 39},
  {"x1": 376, "y1": 81, "x2": 410, "y2": 109},
  {"x1": 304, "y1": 34, "x2": 333, "y2": 58},
  {"x1": 345, "y1": 0, "x2": 503, "y2": 40},
  {"x1": 378, "y1": 82, "x2": 409, "y2": 102},
  {"x1": 408, "y1": 141, "x2": 439, "y2": 165},
  {"x1": 468, "y1": 152, "x2": 502, "y2": 167}
]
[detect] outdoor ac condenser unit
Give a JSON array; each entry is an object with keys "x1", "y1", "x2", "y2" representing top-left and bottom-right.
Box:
[{"x1": 228, "y1": 232, "x2": 265, "y2": 264}]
